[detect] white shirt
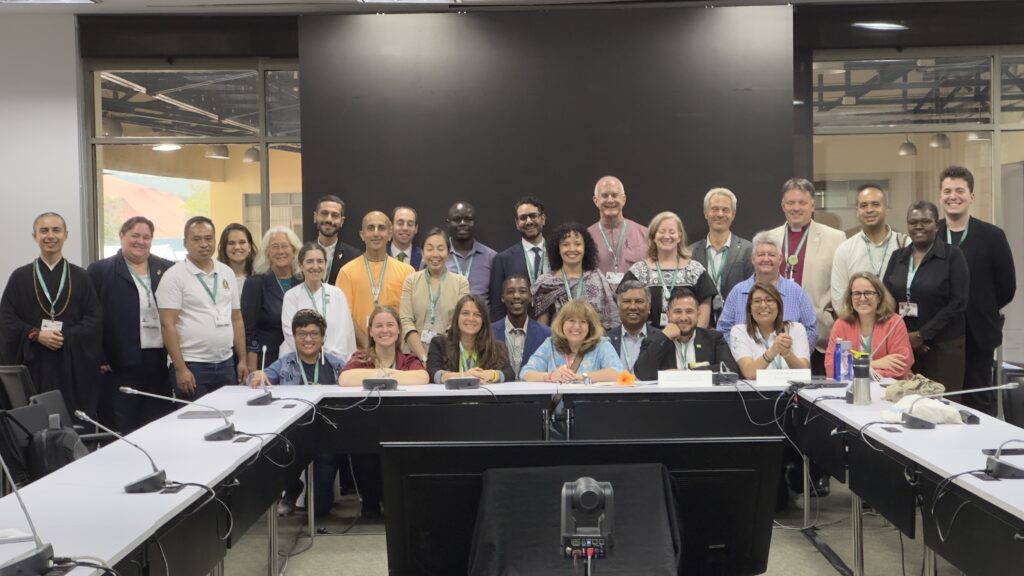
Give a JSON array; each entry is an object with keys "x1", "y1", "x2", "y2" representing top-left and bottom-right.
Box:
[
  {"x1": 280, "y1": 281, "x2": 357, "y2": 362},
  {"x1": 504, "y1": 316, "x2": 529, "y2": 372},
  {"x1": 830, "y1": 227, "x2": 909, "y2": 312},
  {"x1": 729, "y1": 323, "x2": 810, "y2": 368},
  {"x1": 704, "y1": 233, "x2": 732, "y2": 291},
  {"x1": 389, "y1": 244, "x2": 413, "y2": 263},
  {"x1": 129, "y1": 268, "x2": 163, "y2": 349},
  {"x1": 155, "y1": 258, "x2": 239, "y2": 363},
  {"x1": 521, "y1": 238, "x2": 549, "y2": 277},
  {"x1": 619, "y1": 325, "x2": 648, "y2": 372}
]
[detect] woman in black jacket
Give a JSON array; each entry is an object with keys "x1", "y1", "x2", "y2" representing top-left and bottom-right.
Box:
[
  {"x1": 240, "y1": 226, "x2": 302, "y2": 370},
  {"x1": 427, "y1": 294, "x2": 515, "y2": 384}
]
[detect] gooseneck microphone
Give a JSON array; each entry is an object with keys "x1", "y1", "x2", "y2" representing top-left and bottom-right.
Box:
[
  {"x1": 73, "y1": 410, "x2": 167, "y2": 493},
  {"x1": 118, "y1": 386, "x2": 236, "y2": 441},
  {"x1": 247, "y1": 345, "x2": 274, "y2": 406},
  {"x1": 0, "y1": 450, "x2": 54, "y2": 574},
  {"x1": 901, "y1": 382, "x2": 1020, "y2": 429}
]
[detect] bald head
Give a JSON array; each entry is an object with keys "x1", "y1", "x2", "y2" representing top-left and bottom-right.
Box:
[
  {"x1": 33, "y1": 212, "x2": 66, "y2": 232},
  {"x1": 593, "y1": 176, "x2": 627, "y2": 223},
  {"x1": 360, "y1": 211, "x2": 392, "y2": 256}
]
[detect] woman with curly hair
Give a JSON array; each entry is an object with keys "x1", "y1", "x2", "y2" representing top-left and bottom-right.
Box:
[{"x1": 531, "y1": 221, "x2": 618, "y2": 331}]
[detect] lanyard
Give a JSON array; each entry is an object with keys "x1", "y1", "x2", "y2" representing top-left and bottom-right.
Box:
[
  {"x1": 619, "y1": 331, "x2": 642, "y2": 370},
  {"x1": 450, "y1": 245, "x2": 474, "y2": 278},
  {"x1": 783, "y1": 227, "x2": 810, "y2": 274},
  {"x1": 505, "y1": 326, "x2": 525, "y2": 369},
  {"x1": 523, "y1": 241, "x2": 545, "y2": 283},
  {"x1": 862, "y1": 230, "x2": 892, "y2": 277},
  {"x1": 756, "y1": 330, "x2": 783, "y2": 369},
  {"x1": 561, "y1": 270, "x2": 585, "y2": 300},
  {"x1": 304, "y1": 283, "x2": 327, "y2": 317},
  {"x1": 276, "y1": 277, "x2": 292, "y2": 294},
  {"x1": 705, "y1": 244, "x2": 729, "y2": 290},
  {"x1": 34, "y1": 259, "x2": 68, "y2": 318},
  {"x1": 859, "y1": 333, "x2": 873, "y2": 356},
  {"x1": 125, "y1": 260, "x2": 154, "y2": 308},
  {"x1": 946, "y1": 219, "x2": 969, "y2": 246},
  {"x1": 363, "y1": 256, "x2": 388, "y2": 306},
  {"x1": 675, "y1": 339, "x2": 692, "y2": 370},
  {"x1": 458, "y1": 342, "x2": 477, "y2": 371},
  {"x1": 424, "y1": 271, "x2": 446, "y2": 323},
  {"x1": 597, "y1": 222, "x2": 628, "y2": 271},
  {"x1": 195, "y1": 272, "x2": 218, "y2": 304},
  {"x1": 906, "y1": 244, "x2": 932, "y2": 301},
  {"x1": 299, "y1": 359, "x2": 321, "y2": 386},
  {"x1": 655, "y1": 259, "x2": 680, "y2": 304}
]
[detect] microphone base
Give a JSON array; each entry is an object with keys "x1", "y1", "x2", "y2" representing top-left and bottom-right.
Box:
[
  {"x1": 125, "y1": 469, "x2": 167, "y2": 493},
  {"x1": 901, "y1": 412, "x2": 936, "y2": 429},
  {"x1": 986, "y1": 456, "x2": 1024, "y2": 479},
  {"x1": 247, "y1": 390, "x2": 274, "y2": 406},
  {"x1": 204, "y1": 422, "x2": 236, "y2": 441},
  {"x1": 0, "y1": 542, "x2": 52, "y2": 576}
]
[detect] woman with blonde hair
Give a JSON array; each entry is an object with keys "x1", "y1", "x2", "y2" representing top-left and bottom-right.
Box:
[
  {"x1": 826, "y1": 272, "x2": 913, "y2": 379},
  {"x1": 520, "y1": 299, "x2": 623, "y2": 383},
  {"x1": 241, "y1": 226, "x2": 302, "y2": 368}
]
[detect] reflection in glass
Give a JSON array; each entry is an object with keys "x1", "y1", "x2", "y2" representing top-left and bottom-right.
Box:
[
  {"x1": 267, "y1": 70, "x2": 301, "y2": 137},
  {"x1": 266, "y1": 144, "x2": 304, "y2": 239}
]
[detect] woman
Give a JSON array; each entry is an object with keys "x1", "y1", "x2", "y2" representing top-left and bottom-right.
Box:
[
  {"x1": 217, "y1": 223, "x2": 255, "y2": 290},
  {"x1": 826, "y1": 272, "x2": 913, "y2": 380},
  {"x1": 521, "y1": 299, "x2": 624, "y2": 383},
  {"x1": 281, "y1": 243, "x2": 357, "y2": 362},
  {"x1": 883, "y1": 201, "x2": 969, "y2": 390},
  {"x1": 399, "y1": 228, "x2": 470, "y2": 361},
  {"x1": 241, "y1": 226, "x2": 302, "y2": 370},
  {"x1": 427, "y1": 295, "x2": 515, "y2": 384},
  {"x1": 532, "y1": 222, "x2": 618, "y2": 331},
  {"x1": 623, "y1": 212, "x2": 717, "y2": 328},
  {"x1": 86, "y1": 216, "x2": 175, "y2": 433},
  {"x1": 728, "y1": 282, "x2": 810, "y2": 379}
]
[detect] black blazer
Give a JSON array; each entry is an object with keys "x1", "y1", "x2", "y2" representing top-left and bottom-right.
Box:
[
  {"x1": 689, "y1": 234, "x2": 754, "y2": 311},
  {"x1": 489, "y1": 242, "x2": 541, "y2": 320},
  {"x1": 883, "y1": 240, "x2": 969, "y2": 344},
  {"x1": 426, "y1": 335, "x2": 516, "y2": 384},
  {"x1": 938, "y1": 217, "x2": 1016, "y2": 350},
  {"x1": 633, "y1": 328, "x2": 738, "y2": 381},
  {"x1": 86, "y1": 251, "x2": 174, "y2": 369},
  {"x1": 607, "y1": 323, "x2": 660, "y2": 355},
  {"x1": 240, "y1": 272, "x2": 301, "y2": 366},
  {"x1": 324, "y1": 241, "x2": 362, "y2": 286}
]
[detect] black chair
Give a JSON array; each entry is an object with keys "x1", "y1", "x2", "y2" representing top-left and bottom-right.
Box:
[
  {"x1": 0, "y1": 404, "x2": 50, "y2": 487},
  {"x1": 29, "y1": 390, "x2": 115, "y2": 446},
  {"x1": 0, "y1": 365, "x2": 35, "y2": 410}
]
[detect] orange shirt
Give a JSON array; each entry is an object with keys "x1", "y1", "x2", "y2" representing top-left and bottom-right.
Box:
[{"x1": 336, "y1": 255, "x2": 414, "y2": 333}]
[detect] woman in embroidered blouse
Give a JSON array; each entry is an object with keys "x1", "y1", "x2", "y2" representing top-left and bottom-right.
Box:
[
  {"x1": 729, "y1": 282, "x2": 810, "y2": 379},
  {"x1": 520, "y1": 299, "x2": 624, "y2": 383},
  {"x1": 339, "y1": 305, "x2": 429, "y2": 386},
  {"x1": 427, "y1": 294, "x2": 515, "y2": 384},
  {"x1": 280, "y1": 243, "x2": 357, "y2": 362},
  {"x1": 532, "y1": 221, "x2": 618, "y2": 331},
  {"x1": 826, "y1": 272, "x2": 914, "y2": 380},
  {"x1": 400, "y1": 228, "x2": 470, "y2": 361},
  {"x1": 623, "y1": 211, "x2": 717, "y2": 329}
]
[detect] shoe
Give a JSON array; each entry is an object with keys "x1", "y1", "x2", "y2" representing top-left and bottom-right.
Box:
[
  {"x1": 810, "y1": 475, "x2": 831, "y2": 497},
  {"x1": 277, "y1": 499, "x2": 296, "y2": 516}
]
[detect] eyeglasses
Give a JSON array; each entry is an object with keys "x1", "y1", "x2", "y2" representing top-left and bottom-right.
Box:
[
  {"x1": 268, "y1": 243, "x2": 292, "y2": 251},
  {"x1": 751, "y1": 297, "x2": 776, "y2": 307},
  {"x1": 517, "y1": 212, "x2": 542, "y2": 222},
  {"x1": 851, "y1": 290, "x2": 879, "y2": 300},
  {"x1": 295, "y1": 330, "x2": 323, "y2": 341}
]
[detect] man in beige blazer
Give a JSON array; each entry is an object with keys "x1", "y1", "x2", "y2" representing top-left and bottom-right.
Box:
[{"x1": 769, "y1": 178, "x2": 845, "y2": 374}]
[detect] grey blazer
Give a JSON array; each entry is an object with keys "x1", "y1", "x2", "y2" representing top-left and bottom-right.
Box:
[{"x1": 688, "y1": 234, "x2": 754, "y2": 307}]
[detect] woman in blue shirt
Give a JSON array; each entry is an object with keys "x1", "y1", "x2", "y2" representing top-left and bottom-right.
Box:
[{"x1": 520, "y1": 299, "x2": 624, "y2": 383}]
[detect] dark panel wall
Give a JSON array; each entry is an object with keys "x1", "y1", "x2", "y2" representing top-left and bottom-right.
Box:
[
  {"x1": 300, "y1": 6, "x2": 794, "y2": 249},
  {"x1": 79, "y1": 16, "x2": 298, "y2": 59}
]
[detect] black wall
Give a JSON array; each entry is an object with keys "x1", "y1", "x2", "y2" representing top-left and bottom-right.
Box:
[{"x1": 299, "y1": 6, "x2": 795, "y2": 249}]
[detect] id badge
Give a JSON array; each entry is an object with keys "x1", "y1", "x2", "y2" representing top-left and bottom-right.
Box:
[
  {"x1": 605, "y1": 272, "x2": 625, "y2": 286},
  {"x1": 421, "y1": 329, "x2": 438, "y2": 344},
  {"x1": 41, "y1": 319, "x2": 63, "y2": 332},
  {"x1": 713, "y1": 294, "x2": 724, "y2": 311},
  {"x1": 215, "y1": 309, "x2": 231, "y2": 327},
  {"x1": 898, "y1": 301, "x2": 919, "y2": 318},
  {"x1": 141, "y1": 307, "x2": 160, "y2": 329},
  {"x1": 659, "y1": 313, "x2": 668, "y2": 327}
]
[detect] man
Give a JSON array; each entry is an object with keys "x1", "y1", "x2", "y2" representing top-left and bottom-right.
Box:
[
  {"x1": 0, "y1": 212, "x2": 102, "y2": 419},
  {"x1": 633, "y1": 287, "x2": 738, "y2": 380},
  {"x1": 830, "y1": 184, "x2": 910, "y2": 313},
  {"x1": 491, "y1": 275, "x2": 551, "y2": 376},
  {"x1": 688, "y1": 187, "x2": 754, "y2": 325},
  {"x1": 388, "y1": 206, "x2": 422, "y2": 269},
  {"x1": 489, "y1": 196, "x2": 549, "y2": 319},
  {"x1": 717, "y1": 231, "x2": 818, "y2": 352},
  {"x1": 937, "y1": 165, "x2": 1016, "y2": 415},
  {"x1": 337, "y1": 211, "x2": 415, "y2": 348},
  {"x1": 156, "y1": 216, "x2": 248, "y2": 398},
  {"x1": 313, "y1": 195, "x2": 362, "y2": 285},
  {"x1": 607, "y1": 280, "x2": 658, "y2": 374},
  {"x1": 587, "y1": 175, "x2": 648, "y2": 290},
  {"x1": 770, "y1": 178, "x2": 845, "y2": 372},
  {"x1": 446, "y1": 201, "x2": 496, "y2": 303}
]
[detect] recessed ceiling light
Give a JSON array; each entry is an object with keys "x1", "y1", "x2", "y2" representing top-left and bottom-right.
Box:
[
  {"x1": 852, "y1": 22, "x2": 909, "y2": 31},
  {"x1": 153, "y1": 143, "x2": 182, "y2": 152}
]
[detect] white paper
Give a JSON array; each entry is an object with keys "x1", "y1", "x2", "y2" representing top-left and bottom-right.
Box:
[
  {"x1": 755, "y1": 368, "x2": 812, "y2": 387},
  {"x1": 658, "y1": 370, "x2": 713, "y2": 387}
]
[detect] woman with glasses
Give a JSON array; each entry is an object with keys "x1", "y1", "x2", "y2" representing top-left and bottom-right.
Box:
[
  {"x1": 281, "y1": 243, "x2": 357, "y2": 362},
  {"x1": 427, "y1": 294, "x2": 515, "y2": 384},
  {"x1": 826, "y1": 272, "x2": 913, "y2": 380},
  {"x1": 241, "y1": 226, "x2": 302, "y2": 370},
  {"x1": 217, "y1": 223, "x2": 255, "y2": 291},
  {"x1": 728, "y1": 282, "x2": 810, "y2": 379},
  {"x1": 532, "y1": 221, "x2": 618, "y2": 331},
  {"x1": 520, "y1": 299, "x2": 624, "y2": 383},
  {"x1": 399, "y1": 228, "x2": 470, "y2": 361}
]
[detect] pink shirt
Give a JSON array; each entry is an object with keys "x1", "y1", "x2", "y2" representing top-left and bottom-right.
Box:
[
  {"x1": 825, "y1": 314, "x2": 914, "y2": 380},
  {"x1": 588, "y1": 218, "x2": 649, "y2": 285}
]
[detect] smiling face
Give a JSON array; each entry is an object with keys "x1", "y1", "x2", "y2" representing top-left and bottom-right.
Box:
[
  {"x1": 301, "y1": 247, "x2": 327, "y2": 284},
  {"x1": 457, "y1": 300, "x2": 484, "y2": 338},
  {"x1": 359, "y1": 212, "x2": 391, "y2": 252},
  {"x1": 593, "y1": 177, "x2": 626, "y2": 221},
  {"x1": 654, "y1": 218, "x2": 682, "y2": 255},
  {"x1": 850, "y1": 277, "x2": 880, "y2": 318},
  {"x1": 856, "y1": 187, "x2": 887, "y2": 230},
  {"x1": 562, "y1": 315, "x2": 591, "y2": 349},
  {"x1": 940, "y1": 177, "x2": 974, "y2": 219},
  {"x1": 752, "y1": 243, "x2": 781, "y2": 277},
  {"x1": 422, "y1": 233, "x2": 449, "y2": 274},
  {"x1": 392, "y1": 208, "x2": 418, "y2": 248},
  {"x1": 515, "y1": 203, "x2": 545, "y2": 242},
  {"x1": 120, "y1": 222, "x2": 153, "y2": 263},
  {"x1": 705, "y1": 194, "x2": 735, "y2": 234},
  {"x1": 501, "y1": 277, "x2": 532, "y2": 318},
  {"x1": 224, "y1": 230, "x2": 252, "y2": 266},
  {"x1": 666, "y1": 295, "x2": 698, "y2": 339},
  {"x1": 749, "y1": 288, "x2": 779, "y2": 326},
  {"x1": 314, "y1": 200, "x2": 344, "y2": 240},
  {"x1": 33, "y1": 215, "x2": 67, "y2": 260},
  {"x1": 370, "y1": 311, "x2": 400, "y2": 349},
  {"x1": 907, "y1": 208, "x2": 938, "y2": 245},
  {"x1": 781, "y1": 188, "x2": 815, "y2": 228},
  {"x1": 617, "y1": 287, "x2": 650, "y2": 330},
  {"x1": 184, "y1": 222, "x2": 215, "y2": 264},
  {"x1": 559, "y1": 231, "x2": 585, "y2": 268},
  {"x1": 447, "y1": 203, "x2": 476, "y2": 242},
  {"x1": 267, "y1": 232, "x2": 295, "y2": 272},
  {"x1": 293, "y1": 324, "x2": 324, "y2": 360}
]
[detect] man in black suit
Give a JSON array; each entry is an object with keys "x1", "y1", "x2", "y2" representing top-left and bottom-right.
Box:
[
  {"x1": 634, "y1": 287, "x2": 738, "y2": 380},
  {"x1": 313, "y1": 194, "x2": 362, "y2": 285},
  {"x1": 688, "y1": 187, "x2": 754, "y2": 325},
  {"x1": 489, "y1": 196, "x2": 548, "y2": 319},
  {"x1": 606, "y1": 280, "x2": 658, "y2": 373},
  {"x1": 937, "y1": 166, "x2": 1016, "y2": 415}
]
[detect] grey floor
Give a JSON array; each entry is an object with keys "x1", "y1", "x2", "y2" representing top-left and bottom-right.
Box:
[{"x1": 225, "y1": 483, "x2": 962, "y2": 575}]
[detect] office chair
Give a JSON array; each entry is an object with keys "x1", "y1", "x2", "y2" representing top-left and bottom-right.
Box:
[
  {"x1": 0, "y1": 404, "x2": 49, "y2": 487},
  {"x1": 0, "y1": 365, "x2": 35, "y2": 410},
  {"x1": 29, "y1": 390, "x2": 115, "y2": 446}
]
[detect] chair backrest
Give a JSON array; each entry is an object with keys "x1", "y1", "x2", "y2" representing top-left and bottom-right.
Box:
[
  {"x1": 0, "y1": 366, "x2": 35, "y2": 410},
  {"x1": 29, "y1": 390, "x2": 72, "y2": 429},
  {"x1": 0, "y1": 404, "x2": 49, "y2": 486}
]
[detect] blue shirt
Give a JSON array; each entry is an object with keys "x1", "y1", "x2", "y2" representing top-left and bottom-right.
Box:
[
  {"x1": 519, "y1": 337, "x2": 624, "y2": 379},
  {"x1": 447, "y1": 240, "x2": 497, "y2": 305},
  {"x1": 257, "y1": 352, "x2": 345, "y2": 386},
  {"x1": 716, "y1": 275, "x2": 817, "y2": 351}
]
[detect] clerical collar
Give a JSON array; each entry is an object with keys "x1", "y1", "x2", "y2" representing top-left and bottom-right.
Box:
[
  {"x1": 787, "y1": 223, "x2": 808, "y2": 233},
  {"x1": 38, "y1": 257, "x2": 64, "y2": 271}
]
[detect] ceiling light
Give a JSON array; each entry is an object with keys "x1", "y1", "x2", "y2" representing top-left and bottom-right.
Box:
[
  {"x1": 841, "y1": 96, "x2": 857, "y2": 106},
  {"x1": 967, "y1": 132, "x2": 991, "y2": 142},
  {"x1": 101, "y1": 117, "x2": 123, "y2": 138},
  {"x1": 897, "y1": 136, "x2": 917, "y2": 157},
  {"x1": 205, "y1": 144, "x2": 230, "y2": 160},
  {"x1": 928, "y1": 133, "x2": 951, "y2": 149},
  {"x1": 852, "y1": 22, "x2": 909, "y2": 31},
  {"x1": 152, "y1": 142, "x2": 181, "y2": 152},
  {"x1": 243, "y1": 146, "x2": 261, "y2": 164}
]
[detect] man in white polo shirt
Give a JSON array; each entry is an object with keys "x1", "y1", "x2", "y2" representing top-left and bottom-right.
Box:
[{"x1": 157, "y1": 216, "x2": 248, "y2": 398}]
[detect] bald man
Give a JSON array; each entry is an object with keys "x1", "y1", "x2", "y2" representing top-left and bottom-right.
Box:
[
  {"x1": 446, "y1": 200, "x2": 497, "y2": 303},
  {"x1": 587, "y1": 176, "x2": 648, "y2": 291},
  {"x1": 336, "y1": 211, "x2": 415, "y2": 347}
]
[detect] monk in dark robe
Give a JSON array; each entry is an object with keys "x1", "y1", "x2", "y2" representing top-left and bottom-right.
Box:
[{"x1": 0, "y1": 212, "x2": 102, "y2": 419}]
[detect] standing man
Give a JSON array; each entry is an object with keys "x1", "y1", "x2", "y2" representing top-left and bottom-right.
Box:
[
  {"x1": 770, "y1": 178, "x2": 845, "y2": 373},
  {"x1": 588, "y1": 175, "x2": 648, "y2": 291},
  {"x1": 156, "y1": 216, "x2": 248, "y2": 398},
  {"x1": 830, "y1": 184, "x2": 910, "y2": 313},
  {"x1": 491, "y1": 275, "x2": 551, "y2": 377},
  {"x1": 337, "y1": 211, "x2": 415, "y2": 348},
  {"x1": 0, "y1": 212, "x2": 102, "y2": 419},
  {"x1": 446, "y1": 201, "x2": 496, "y2": 303},
  {"x1": 689, "y1": 187, "x2": 754, "y2": 325},
  {"x1": 388, "y1": 206, "x2": 422, "y2": 269},
  {"x1": 607, "y1": 280, "x2": 658, "y2": 374},
  {"x1": 937, "y1": 166, "x2": 1016, "y2": 415},
  {"x1": 489, "y1": 196, "x2": 549, "y2": 320},
  {"x1": 313, "y1": 194, "x2": 362, "y2": 285}
]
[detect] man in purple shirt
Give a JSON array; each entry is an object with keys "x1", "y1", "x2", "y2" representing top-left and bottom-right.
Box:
[{"x1": 446, "y1": 201, "x2": 497, "y2": 304}]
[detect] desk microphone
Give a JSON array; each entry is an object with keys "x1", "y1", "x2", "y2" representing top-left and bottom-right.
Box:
[
  {"x1": 0, "y1": 450, "x2": 53, "y2": 574},
  {"x1": 901, "y1": 383, "x2": 1020, "y2": 429},
  {"x1": 73, "y1": 410, "x2": 167, "y2": 493},
  {"x1": 119, "y1": 386, "x2": 236, "y2": 441}
]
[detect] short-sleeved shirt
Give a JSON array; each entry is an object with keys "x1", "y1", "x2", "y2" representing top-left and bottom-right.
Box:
[
  {"x1": 155, "y1": 258, "x2": 240, "y2": 363},
  {"x1": 587, "y1": 219, "x2": 649, "y2": 288},
  {"x1": 624, "y1": 259, "x2": 718, "y2": 328},
  {"x1": 729, "y1": 323, "x2": 810, "y2": 369},
  {"x1": 336, "y1": 255, "x2": 415, "y2": 333}
]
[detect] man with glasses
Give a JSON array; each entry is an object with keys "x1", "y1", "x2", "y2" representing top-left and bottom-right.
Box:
[
  {"x1": 313, "y1": 194, "x2": 362, "y2": 285},
  {"x1": 446, "y1": 200, "x2": 496, "y2": 303},
  {"x1": 587, "y1": 175, "x2": 648, "y2": 291},
  {"x1": 689, "y1": 187, "x2": 754, "y2": 325},
  {"x1": 489, "y1": 196, "x2": 549, "y2": 319},
  {"x1": 388, "y1": 206, "x2": 422, "y2": 269}
]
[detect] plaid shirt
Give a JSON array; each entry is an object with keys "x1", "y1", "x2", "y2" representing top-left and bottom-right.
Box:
[{"x1": 716, "y1": 275, "x2": 817, "y2": 351}]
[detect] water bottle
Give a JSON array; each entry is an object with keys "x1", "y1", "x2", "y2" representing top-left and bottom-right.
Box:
[
  {"x1": 851, "y1": 354, "x2": 871, "y2": 405},
  {"x1": 841, "y1": 340, "x2": 853, "y2": 382},
  {"x1": 833, "y1": 339, "x2": 844, "y2": 381}
]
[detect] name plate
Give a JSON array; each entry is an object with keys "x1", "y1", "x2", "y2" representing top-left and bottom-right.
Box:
[
  {"x1": 755, "y1": 368, "x2": 812, "y2": 387},
  {"x1": 658, "y1": 370, "x2": 713, "y2": 387}
]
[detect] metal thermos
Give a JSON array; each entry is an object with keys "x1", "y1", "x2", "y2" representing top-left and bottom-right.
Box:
[{"x1": 851, "y1": 354, "x2": 871, "y2": 405}]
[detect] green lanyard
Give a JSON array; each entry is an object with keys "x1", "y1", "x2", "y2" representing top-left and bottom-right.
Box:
[
  {"x1": 195, "y1": 272, "x2": 219, "y2": 304},
  {"x1": 125, "y1": 260, "x2": 154, "y2": 308},
  {"x1": 863, "y1": 230, "x2": 892, "y2": 277},
  {"x1": 523, "y1": 241, "x2": 545, "y2": 283},
  {"x1": 906, "y1": 244, "x2": 932, "y2": 301},
  {"x1": 655, "y1": 259, "x2": 680, "y2": 305},
  {"x1": 859, "y1": 333, "x2": 872, "y2": 356},
  {"x1": 561, "y1": 270, "x2": 585, "y2": 300},
  {"x1": 783, "y1": 227, "x2": 810, "y2": 274},
  {"x1": 946, "y1": 219, "x2": 969, "y2": 246},
  {"x1": 675, "y1": 339, "x2": 692, "y2": 370},
  {"x1": 705, "y1": 244, "x2": 729, "y2": 290},
  {"x1": 424, "y1": 271, "x2": 446, "y2": 324},
  {"x1": 756, "y1": 330, "x2": 783, "y2": 369},
  {"x1": 619, "y1": 330, "x2": 642, "y2": 370},
  {"x1": 450, "y1": 244, "x2": 474, "y2": 278},
  {"x1": 34, "y1": 259, "x2": 68, "y2": 318},
  {"x1": 304, "y1": 283, "x2": 327, "y2": 317},
  {"x1": 505, "y1": 326, "x2": 525, "y2": 370},
  {"x1": 458, "y1": 342, "x2": 477, "y2": 371},
  {"x1": 276, "y1": 277, "x2": 292, "y2": 294},
  {"x1": 597, "y1": 222, "x2": 628, "y2": 271},
  {"x1": 299, "y1": 359, "x2": 321, "y2": 386},
  {"x1": 363, "y1": 256, "x2": 388, "y2": 306}
]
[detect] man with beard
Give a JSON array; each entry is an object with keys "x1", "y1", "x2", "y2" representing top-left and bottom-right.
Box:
[
  {"x1": 491, "y1": 274, "x2": 551, "y2": 376},
  {"x1": 313, "y1": 195, "x2": 362, "y2": 285},
  {"x1": 489, "y1": 196, "x2": 549, "y2": 319},
  {"x1": 606, "y1": 279, "x2": 658, "y2": 374},
  {"x1": 388, "y1": 206, "x2": 422, "y2": 269},
  {"x1": 446, "y1": 201, "x2": 496, "y2": 303}
]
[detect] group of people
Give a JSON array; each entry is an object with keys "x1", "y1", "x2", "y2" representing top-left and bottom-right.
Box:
[{"x1": 0, "y1": 166, "x2": 1014, "y2": 515}]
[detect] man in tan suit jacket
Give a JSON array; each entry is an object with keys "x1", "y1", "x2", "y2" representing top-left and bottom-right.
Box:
[{"x1": 769, "y1": 178, "x2": 845, "y2": 373}]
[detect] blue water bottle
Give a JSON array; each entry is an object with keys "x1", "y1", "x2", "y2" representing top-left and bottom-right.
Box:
[{"x1": 833, "y1": 339, "x2": 844, "y2": 381}]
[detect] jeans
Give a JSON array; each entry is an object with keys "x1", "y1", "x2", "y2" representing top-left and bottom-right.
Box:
[{"x1": 172, "y1": 358, "x2": 235, "y2": 399}]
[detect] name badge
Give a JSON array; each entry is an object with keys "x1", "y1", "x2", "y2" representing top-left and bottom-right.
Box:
[
  {"x1": 898, "y1": 302, "x2": 918, "y2": 318},
  {"x1": 605, "y1": 272, "x2": 624, "y2": 286},
  {"x1": 756, "y1": 368, "x2": 812, "y2": 387},
  {"x1": 713, "y1": 294, "x2": 724, "y2": 311},
  {"x1": 141, "y1": 309, "x2": 160, "y2": 329},
  {"x1": 657, "y1": 370, "x2": 713, "y2": 387},
  {"x1": 659, "y1": 313, "x2": 668, "y2": 327},
  {"x1": 215, "y1": 309, "x2": 231, "y2": 327},
  {"x1": 41, "y1": 319, "x2": 63, "y2": 332},
  {"x1": 421, "y1": 329, "x2": 438, "y2": 344}
]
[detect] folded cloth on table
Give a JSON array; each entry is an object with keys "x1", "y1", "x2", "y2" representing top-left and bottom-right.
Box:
[
  {"x1": 882, "y1": 394, "x2": 962, "y2": 425},
  {"x1": 883, "y1": 373, "x2": 945, "y2": 403}
]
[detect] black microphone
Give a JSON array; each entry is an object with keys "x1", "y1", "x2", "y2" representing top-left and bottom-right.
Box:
[
  {"x1": 73, "y1": 410, "x2": 167, "y2": 493},
  {"x1": 0, "y1": 449, "x2": 53, "y2": 574},
  {"x1": 900, "y1": 383, "x2": 1020, "y2": 429},
  {"x1": 118, "y1": 386, "x2": 236, "y2": 441}
]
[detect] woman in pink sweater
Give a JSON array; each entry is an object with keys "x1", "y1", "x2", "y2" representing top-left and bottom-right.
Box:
[{"x1": 826, "y1": 272, "x2": 914, "y2": 379}]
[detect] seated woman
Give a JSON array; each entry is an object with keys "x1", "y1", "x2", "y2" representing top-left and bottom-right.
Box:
[
  {"x1": 827, "y1": 272, "x2": 914, "y2": 380},
  {"x1": 399, "y1": 227, "x2": 470, "y2": 361},
  {"x1": 728, "y1": 282, "x2": 810, "y2": 379},
  {"x1": 532, "y1": 221, "x2": 619, "y2": 331},
  {"x1": 520, "y1": 299, "x2": 624, "y2": 383},
  {"x1": 339, "y1": 305, "x2": 430, "y2": 386},
  {"x1": 427, "y1": 294, "x2": 515, "y2": 384}
]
